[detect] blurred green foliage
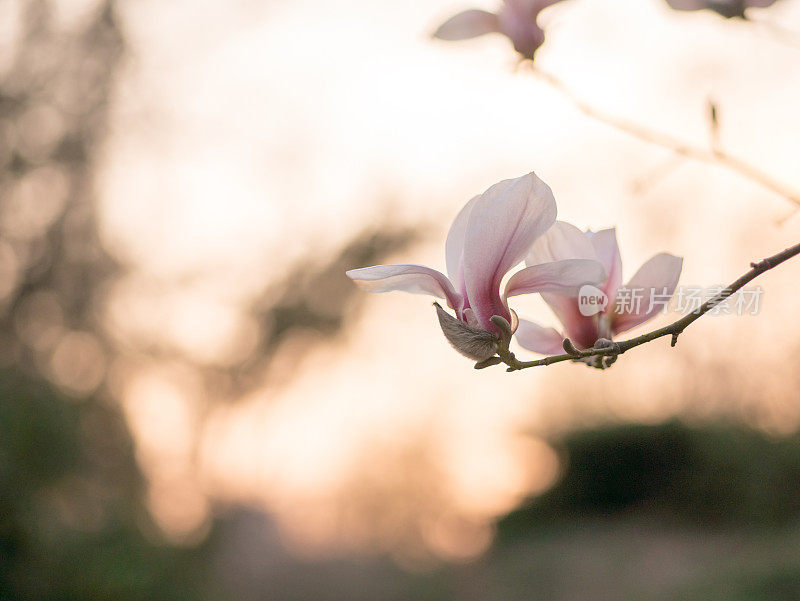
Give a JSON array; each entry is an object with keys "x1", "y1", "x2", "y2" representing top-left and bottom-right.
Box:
[
  {"x1": 0, "y1": 369, "x2": 210, "y2": 601},
  {"x1": 492, "y1": 421, "x2": 800, "y2": 600},
  {"x1": 499, "y1": 421, "x2": 800, "y2": 534}
]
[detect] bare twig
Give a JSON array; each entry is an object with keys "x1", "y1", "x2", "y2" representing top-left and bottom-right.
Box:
[
  {"x1": 530, "y1": 66, "x2": 800, "y2": 207},
  {"x1": 479, "y1": 241, "x2": 800, "y2": 372}
]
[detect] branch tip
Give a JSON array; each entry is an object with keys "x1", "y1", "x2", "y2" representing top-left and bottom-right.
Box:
[
  {"x1": 562, "y1": 338, "x2": 581, "y2": 356},
  {"x1": 487, "y1": 240, "x2": 800, "y2": 372},
  {"x1": 490, "y1": 315, "x2": 513, "y2": 340}
]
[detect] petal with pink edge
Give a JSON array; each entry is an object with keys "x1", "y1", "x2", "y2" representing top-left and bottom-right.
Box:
[
  {"x1": 433, "y1": 10, "x2": 500, "y2": 40},
  {"x1": 445, "y1": 195, "x2": 480, "y2": 295},
  {"x1": 612, "y1": 253, "x2": 683, "y2": 334},
  {"x1": 505, "y1": 259, "x2": 607, "y2": 298},
  {"x1": 515, "y1": 319, "x2": 565, "y2": 355},
  {"x1": 586, "y1": 228, "x2": 623, "y2": 305},
  {"x1": 527, "y1": 221, "x2": 597, "y2": 266},
  {"x1": 462, "y1": 172, "x2": 557, "y2": 330},
  {"x1": 346, "y1": 264, "x2": 463, "y2": 311}
]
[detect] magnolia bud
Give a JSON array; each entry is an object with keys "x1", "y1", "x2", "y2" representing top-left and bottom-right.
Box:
[{"x1": 434, "y1": 302, "x2": 499, "y2": 361}]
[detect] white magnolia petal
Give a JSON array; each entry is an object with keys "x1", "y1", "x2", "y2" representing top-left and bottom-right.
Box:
[
  {"x1": 445, "y1": 195, "x2": 480, "y2": 292},
  {"x1": 527, "y1": 221, "x2": 597, "y2": 266},
  {"x1": 462, "y1": 172, "x2": 557, "y2": 329},
  {"x1": 612, "y1": 253, "x2": 683, "y2": 334},
  {"x1": 505, "y1": 259, "x2": 607, "y2": 298},
  {"x1": 433, "y1": 10, "x2": 500, "y2": 41},
  {"x1": 346, "y1": 264, "x2": 462, "y2": 310},
  {"x1": 507, "y1": 259, "x2": 606, "y2": 351},
  {"x1": 515, "y1": 319, "x2": 565, "y2": 355},
  {"x1": 586, "y1": 228, "x2": 623, "y2": 305}
]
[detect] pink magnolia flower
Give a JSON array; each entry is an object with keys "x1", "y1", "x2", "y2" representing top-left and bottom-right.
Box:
[
  {"x1": 665, "y1": 0, "x2": 780, "y2": 19},
  {"x1": 432, "y1": 0, "x2": 564, "y2": 60},
  {"x1": 346, "y1": 174, "x2": 606, "y2": 361},
  {"x1": 515, "y1": 221, "x2": 683, "y2": 355}
]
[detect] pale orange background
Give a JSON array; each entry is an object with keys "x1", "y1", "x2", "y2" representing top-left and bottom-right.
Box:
[{"x1": 6, "y1": 0, "x2": 800, "y2": 562}]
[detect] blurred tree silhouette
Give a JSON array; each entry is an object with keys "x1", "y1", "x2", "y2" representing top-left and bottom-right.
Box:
[
  {"x1": 0, "y1": 0, "x2": 121, "y2": 386},
  {"x1": 498, "y1": 421, "x2": 800, "y2": 536},
  {"x1": 0, "y1": 2, "x2": 213, "y2": 599},
  {"x1": 485, "y1": 421, "x2": 800, "y2": 600},
  {"x1": 0, "y1": 369, "x2": 212, "y2": 600},
  {"x1": 0, "y1": 1, "x2": 420, "y2": 597},
  {"x1": 4, "y1": 1, "x2": 800, "y2": 599},
  {"x1": 211, "y1": 224, "x2": 419, "y2": 396}
]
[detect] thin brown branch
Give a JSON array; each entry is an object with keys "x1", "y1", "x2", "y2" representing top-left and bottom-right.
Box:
[
  {"x1": 480, "y1": 241, "x2": 800, "y2": 372},
  {"x1": 530, "y1": 66, "x2": 800, "y2": 208}
]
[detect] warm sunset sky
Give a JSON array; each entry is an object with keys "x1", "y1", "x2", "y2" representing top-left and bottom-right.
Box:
[{"x1": 29, "y1": 0, "x2": 800, "y2": 559}]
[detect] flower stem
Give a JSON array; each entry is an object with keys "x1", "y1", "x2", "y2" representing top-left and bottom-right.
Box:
[{"x1": 480, "y1": 241, "x2": 800, "y2": 371}]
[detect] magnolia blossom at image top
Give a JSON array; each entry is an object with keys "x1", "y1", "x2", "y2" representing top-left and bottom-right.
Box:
[
  {"x1": 665, "y1": 0, "x2": 780, "y2": 19},
  {"x1": 432, "y1": 0, "x2": 565, "y2": 60},
  {"x1": 515, "y1": 221, "x2": 683, "y2": 355},
  {"x1": 346, "y1": 173, "x2": 606, "y2": 361}
]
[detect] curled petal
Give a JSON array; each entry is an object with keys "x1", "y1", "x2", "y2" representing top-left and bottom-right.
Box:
[
  {"x1": 527, "y1": 221, "x2": 597, "y2": 265},
  {"x1": 505, "y1": 259, "x2": 607, "y2": 298},
  {"x1": 462, "y1": 172, "x2": 557, "y2": 330},
  {"x1": 514, "y1": 319, "x2": 565, "y2": 355},
  {"x1": 433, "y1": 10, "x2": 500, "y2": 41},
  {"x1": 612, "y1": 253, "x2": 683, "y2": 334},
  {"x1": 346, "y1": 264, "x2": 463, "y2": 311},
  {"x1": 434, "y1": 303, "x2": 498, "y2": 361},
  {"x1": 586, "y1": 228, "x2": 623, "y2": 305}
]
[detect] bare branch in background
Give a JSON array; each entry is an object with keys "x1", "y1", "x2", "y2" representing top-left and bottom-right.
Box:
[{"x1": 528, "y1": 65, "x2": 800, "y2": 208}]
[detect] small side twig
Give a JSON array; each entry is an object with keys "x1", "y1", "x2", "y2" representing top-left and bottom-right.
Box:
[
  {"x1": 529, "y1": 66, "x2": 800, "y2": 208},
  {"x1": 477, "y1": 241, "x2": 800, "y2": 372}
]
